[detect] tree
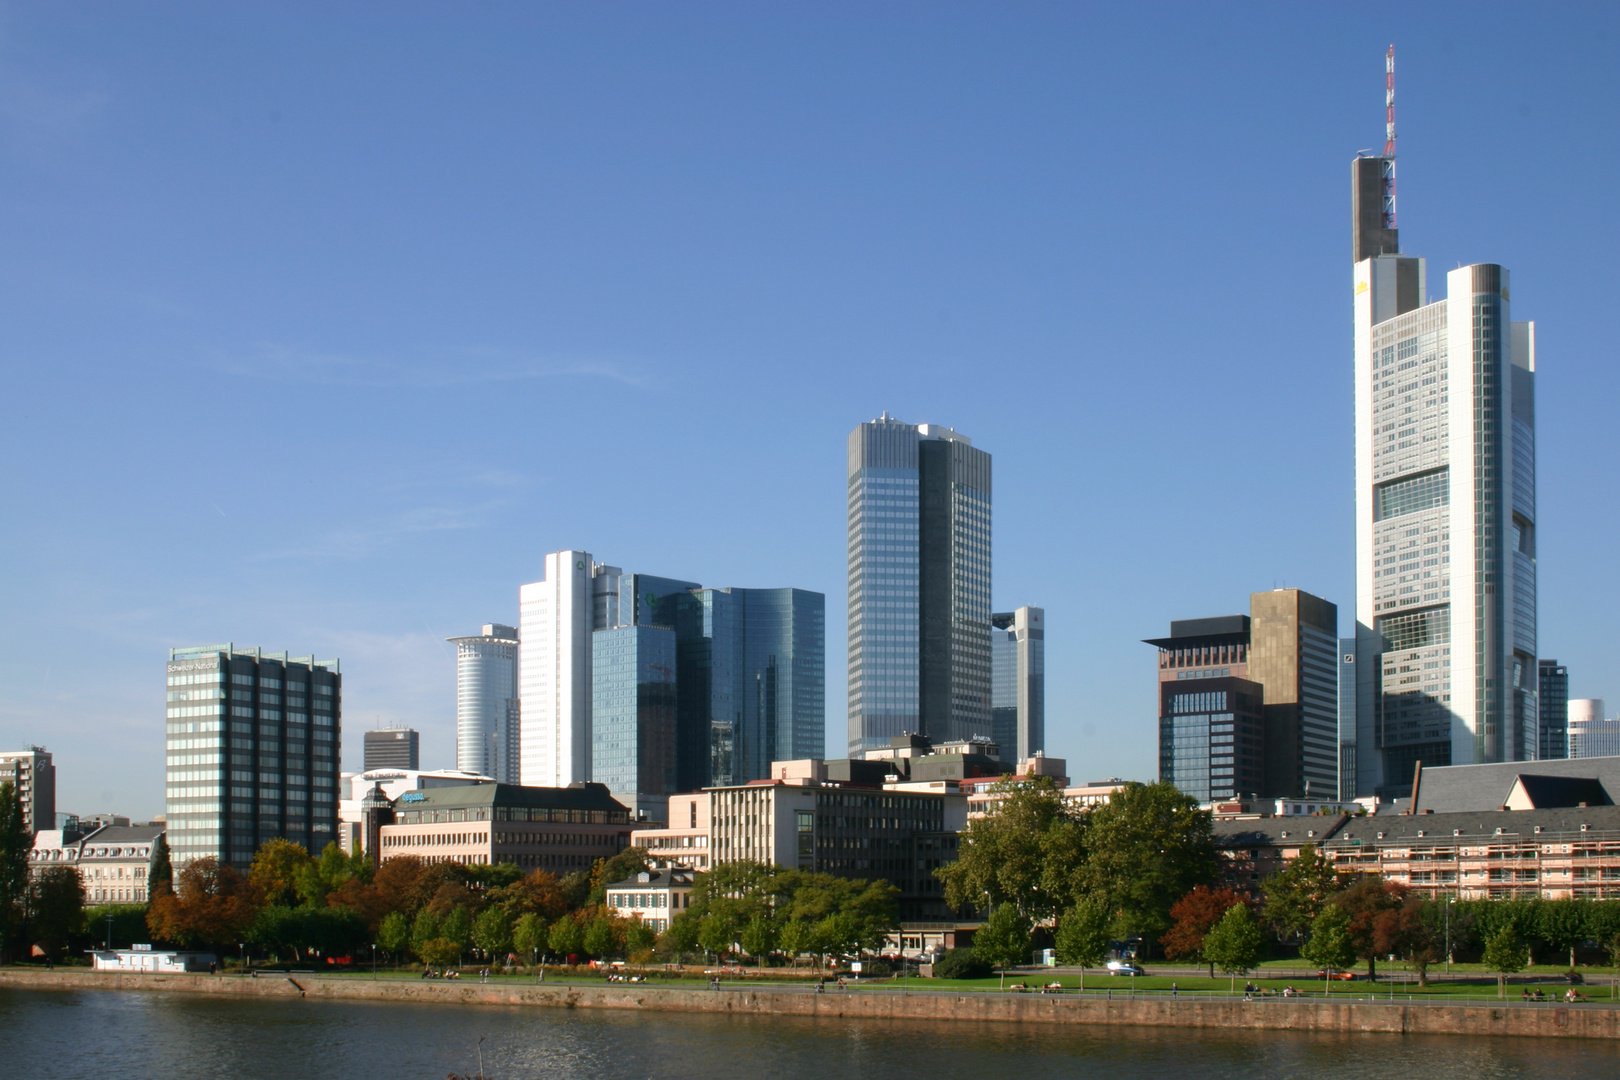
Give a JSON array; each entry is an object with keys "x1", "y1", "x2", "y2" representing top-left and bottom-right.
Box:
[
  {"x1": 0, "y1": 782, "x2": 31, "y2": 964},
  {"x1": 1299, "y1": 903, "x2": 1357, "y2": 996},
  {"x1": 84, "y1": 904, "x2": 151, "y2": 949},
  {"x1": 1161, "y1": 886, "x2": 1247, "y2": 977},
  {"x1": 1054, "y1": 898, "x2": 1111, "y2": 990},
  {"x1": 512, "y1": 913, "x2": 547, "y2": 966},
  {"x1": 739, "y1": 914, "x2": 778, "y2": 968},
  {"x1": 489, "y1": 869, "x2": 569, "y2": 923},
  {"x1": 587, "y1": 847, "x2": 650, "y2": 906},
  {"x1": 378, "y1": 910, "x2": 410, "y2": 963},
  {"x1": 1201, "y1": 903, "x2": 1265, "y2": 994},
  {"x1": 1534, "y1": 899, "x2": 1590, "y2": 971},
  {"x1": 147, "y1": 858, "x2": 259, "y2": 950},
  {"x1": 935, "y1": 777, "x2": 1085, "y2": 920},
  {"x1": 1481, "y1": 922, "x2": 1530, "y2": 1000},
  {"x1": 1077, "y1": 782, "x2": 1217, "y2": 949},
  {"x1": 972, "y1": 902, "x2": 1033, "y2": 989},
  {"x1": 419, "y1": 937, "x2": 462, "y2": 969},
  {"x1": 1261, "y1": 844, "x2": 1341, "y2": 945},
  {"x1": 26, "y1": 866, "x2": 86, "y2": 961},
  {"x1": 248, "y1": 839, "x2": 314, "y2": 908},
  {"x1": 441, "y1": 906, "x2": 474, "y2": 963},
  {"x1": 148, "y1": 834, "x2": 173, "y2": 899},
  {"x1": 659, "y1": 911, "x2": 701, "y2": 958},
  {"x1": 777, "y1": 918, "x2": 814, "y2": 967},
  {"x1": 582, "y1": 914, "x2": 618, "y2": 959},
  {"x1": 624, "y1": 919, "x2": 656, "y2": 959},
  {"x1": 547, "y1": 914, "x2": 584, "y2": 962},
  {"x1": 931, "y1": 948, "x2": 992, "y2": 980},
  {"x1": 1373, "y1": 895, "x2": 1439, "y2": 986},
  {"x1": 472, "y1": 906, "x2": 513, "y2": 961},
  {"x1": 1333, "y1": 876, "x2": 1404, "y2": 979},
  {"x1": 410, "y1": 908, "x2": 443, "y2": 961}
]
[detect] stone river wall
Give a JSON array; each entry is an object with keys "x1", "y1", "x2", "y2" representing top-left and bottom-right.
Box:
[{"x1": 2, "y1": 969, "x2": 1616, "y2": 1041}]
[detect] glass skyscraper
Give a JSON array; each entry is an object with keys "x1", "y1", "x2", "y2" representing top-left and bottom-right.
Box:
[
  {"x1": 847, "y1": 414, "x2": 991, "y2": 755},
  {"x1": 990, "y1": 607, "x2": 1044, "y2": 763},
  {"x1": 1538, "y1": 659, "x2": 1569, "y2": 760},
  {"x1": 447, "y1": 624, "x2": 519, "y2": 783},
  {"x1": 592, "y1": 624, "x2": 678, "y2": 819},
  {"x1": 165, "y1": 644, "x2": 340, "y2": 869},
  {"x1": 1351, "y1": 150, "x2": 1539, "y2": 796}
]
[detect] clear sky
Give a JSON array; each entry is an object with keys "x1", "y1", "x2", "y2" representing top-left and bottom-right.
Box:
[{"x1": 2, "y1": 4, "x2": 1617, "y2": 821}]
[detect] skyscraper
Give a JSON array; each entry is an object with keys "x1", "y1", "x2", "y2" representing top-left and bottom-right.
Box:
[
  {"x1": 990, "y1": 607, "x2": 1045, "y2": 763},
  {"x1": 519, "y1": 552, "x2": 621, "y2": 788},
  {"x1": 1249, "y1": 589, "x2": 1340, "y2": 800},
  {"x1": 1351, "y1": 134, "x2": 1538, "y2": 796},
  {"x1": 165, "y1": 645, "x2": 340, "y2": 869},
  {"x1": 592, "y1": 623, "x2": 677, "y2": 819},
  {"x1": 447, "y1": 624, "x2": 520, "y2": 782},
  {"x1": 847, "y1": 414, "x2": 991, "y2": 755},
  {"x1": 0, "y1": 747, "x2": 54, "y2": 836},
  {"x1": 1538, "y1": 659, "x2": 1570, "y2": 760},
  {"x1": 1337, "y1": 637, "x2": 1358, "y2": 801},
  {"x1": 1145, "y1": 616, "x2": 1264, "y2": 804},
  {"x1": 363, "y1": 727, "x2": 420, "y2": 772}
]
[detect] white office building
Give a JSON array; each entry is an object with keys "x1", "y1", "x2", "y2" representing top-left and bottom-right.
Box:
[
  {"x1": 518, "y1": 551, "x2": 621, "y2": 788},
  {"x1": 447, "y1": 624, "x2": 520, "y2": 783},
  {"x1": 1351, "y1": 150, "x2": 1538, "y2": 797},
  {"x1": 1569, "y1": 700, "x2": 1620, "y2": 759}
]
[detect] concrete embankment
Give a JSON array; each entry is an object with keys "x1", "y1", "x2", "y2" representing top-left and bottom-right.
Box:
[{"x1": 2, "y1": 969, "x2": 1616, "y2": 1041}]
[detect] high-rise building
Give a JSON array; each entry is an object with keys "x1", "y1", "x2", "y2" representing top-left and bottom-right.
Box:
[
  {"x1": 1338, "y1": 637, "x2": 1358, "y2": 801},
  {"x1": 592, "y1": 623, "x2": 678, "y2": 819},
  {"x1": 1568, "y1": 700, "x2": 1619, "y2": 759},
  {"x1": 1145, "y1": 616, "x2": 1264, "y2": 804},
  {"x1": 165, "y1": 645, "x2": 340, "y2": 869},
  {"x1": 847, "y1": 414, "x2": 992, "y2": 755},
  {"x1": 990, "y1": 607, "x2": 1045, "y2": 763},
  {"x1": 519, "y1": 552, "x2": 621, "y2": 788},
  {"x1": 448, "y1": 624, "x2": 520, "y2": 782},
  {"x1": 0, "y1": 747, "x2": 55, "y2": 836},
  {"x1": 1538, "y1": 660, "x2": 1570, "y2": 760},
  {"x1": 1351, "y1": 140, "x2": 1538, "y2": 796},
  {"x1": 363, "y1": 727, "x2": 420, "y2": 772},
  {"x1": 1249, "y1": 589, "x2": 1340, "y2": 800}
]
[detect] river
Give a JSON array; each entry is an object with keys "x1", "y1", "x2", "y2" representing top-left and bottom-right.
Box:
[{"x1": 2, "y1": 986, "x2": 1615, "y2": 1080}]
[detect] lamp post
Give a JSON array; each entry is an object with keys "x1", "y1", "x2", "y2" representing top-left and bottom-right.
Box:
[
  {"x1": 105, "y1": 913, "x2": 114, "y2": 949},
  {"x1": 238, "y1": 942, "x2": 245, "y2": 974},
  {"x1": 371, "y1": 943, "x2": 377, "y2": 979},
  {"x1": 1444, "y1": 896, "x2": 1454, "y2": 977}
]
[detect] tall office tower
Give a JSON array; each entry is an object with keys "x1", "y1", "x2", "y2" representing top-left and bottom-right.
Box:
[
  {"x1": 519, "y1": 552, "x2": 621, "y2": 788},
  {"x1": 847, "y1": 414, "x2": 992, "y2": 755},
  {"x1": 1144, "y1": 616, "x2": 1264, "y2": 803},
  {"x1": 0, "y1": 747, "x2": 54, "y2": 836},
  {"x1": 1568, "y1": 699, "x2": 1620, "y2": 758},
  {"x1": 592, "y1": 624, "x2": 677, "y2": 819},
  {"x1": 1351, "y1": 132, "x2": 1538, "y2": 796},
  {"x1": 1538, "y1": 659, "x2": 1569, "y2": 760},
  {"x1": 1337, "y1": 638, "x2": 1358, "y2": 801},
  {"x1": 990, "y1": 607, "x2": 1045, "y2": 763},
  {"x1": 363, "y1": 727, "x2": 421, "y2": 772},
  {"x1": 166, "y1": 645, "x2": 340, "y2": 869},
  {"x1": 447, "y1": 624, "x2": 520, "y2": 782},
  {"x1": 1249, "y1": 590, "x2": 1340, "y2": 800}
]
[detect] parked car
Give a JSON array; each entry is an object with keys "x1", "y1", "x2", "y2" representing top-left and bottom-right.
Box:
[
  {"x1": 1106, "y1": 961, "x2": 1145, "y2": 976},
  {"x1": 1316, "y1": 969, "x2": 1356, "y2": 981}
]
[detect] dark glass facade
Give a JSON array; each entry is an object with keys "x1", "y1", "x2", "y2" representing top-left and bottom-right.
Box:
[
  {"x1": 1158, "y1": 678, "x2": 1264, "y2": 803},
  {"x1": 166, "y1": 645, "x2": 340, "y2": 870},
  {"x1": 591, "y1": 626, "x2": 678, "y2": 816},
  {"x1": 1538, "y1": 659, "x2": 1569, "y2": 760}
]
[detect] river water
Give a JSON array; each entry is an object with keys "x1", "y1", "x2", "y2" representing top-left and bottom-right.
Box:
[{"x1": 2, "y1": 986, "x2": 1615, "y2": 1080}]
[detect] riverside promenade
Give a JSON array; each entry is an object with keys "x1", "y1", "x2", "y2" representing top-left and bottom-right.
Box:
[{"x1": 3, "y1": 969, "x2": 1618, "y2": 1041}]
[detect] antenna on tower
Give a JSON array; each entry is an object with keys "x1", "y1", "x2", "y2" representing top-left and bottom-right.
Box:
[{"x1": 1382, "y1": 44, "x2": 1397, "y2": 231}]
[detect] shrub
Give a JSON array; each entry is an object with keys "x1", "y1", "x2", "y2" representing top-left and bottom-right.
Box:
[{"x1": 931, "y1": 948, "x2": 992, "y2": 980}]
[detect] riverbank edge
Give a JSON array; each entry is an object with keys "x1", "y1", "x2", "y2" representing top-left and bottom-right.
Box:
[{"x1": 2, "y1": 969, "x2": 1615, "y2": 1041}]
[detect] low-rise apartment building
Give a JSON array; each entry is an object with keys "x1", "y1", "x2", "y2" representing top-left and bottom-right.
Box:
[
  {"x1": 377, "y1": 782, "x2": 632, "y2": 873},
  {"x1": 29, "y1": 824, "x2": 166, "y2": 904}
]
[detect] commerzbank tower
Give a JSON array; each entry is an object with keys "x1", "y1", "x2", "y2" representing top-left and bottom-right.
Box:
[{"x1": 1350, "y1": 48, "x2": 1539, "y2": 798}]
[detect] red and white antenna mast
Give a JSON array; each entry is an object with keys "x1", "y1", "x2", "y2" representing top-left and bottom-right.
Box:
[{"x1": 1382, "y1": 45, "x2": 1397, "y2": 230}]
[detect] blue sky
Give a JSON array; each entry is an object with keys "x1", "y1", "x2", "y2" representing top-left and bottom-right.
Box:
[{"x1": 2, "y1": 4, "x2": 1617, "y2": 820}]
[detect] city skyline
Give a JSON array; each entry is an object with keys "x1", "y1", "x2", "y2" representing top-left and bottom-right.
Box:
[{"x1": 2, "y1": 9, "x2": 1617, "y2": 818}]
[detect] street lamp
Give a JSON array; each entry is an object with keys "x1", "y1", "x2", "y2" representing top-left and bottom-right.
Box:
[
  {"x1": 371, "y1": 943, "x2": 377, "y2": 979},
  {"x1": 238, "y1": 943, "x2": 245, "y2": 973}
]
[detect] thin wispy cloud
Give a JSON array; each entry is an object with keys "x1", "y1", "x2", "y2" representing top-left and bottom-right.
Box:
[
  {"x1": 252, "y1": 499, "x2": 509, "y2": 563},
  {"x1": 219, "y1": 343, "x2": 656, "y2": 390}
]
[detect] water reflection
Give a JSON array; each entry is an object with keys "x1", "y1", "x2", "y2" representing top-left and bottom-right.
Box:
[{"x1": 1, "y1": 987, "x2": 1613, "y2": 1080}]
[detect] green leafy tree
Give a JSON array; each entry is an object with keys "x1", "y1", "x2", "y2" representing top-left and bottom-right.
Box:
[
  {"x1": 248, "y1": 838, "x2": 314, "y2": 908},
  {"x1": 84, "y1": 904, "x2": 150, "y2": 949},
  {"x1": 931, "y1": 948, "x2": 992, "y2": 980},
  {"x1": 512, "y1": 913, "x2": 547, "y2": 965},
  {"x1": 1481, "y1": 922, "x2": 1530, "y2": 999},
  {"x1": 659, "y1": 911, "x2": 701, "y2": 958},
  {"x1": 441, "y1": 906, "x2": 473, "y2": 963},
  {"x1": 777, "y1": 918, "x2": 814, "y2": 967},
  {"x1": 26, "y1": 866, "x2": 86, "y2": 961},
  {"x1": 582, "y1": 914, "x2": 618, "y2": 959},
  {"x1": 1054, "y1": 898, "x2": 1111, "y2": 990},
  {"x1": 147, "y1": 834, "x2": 173, "y2": 899},
  {"x1": 1299, "y1": 903, "x2": 1357, "y2": 996},
  {"x1": 419, "y1": 937, "x2": 462, "y2": 969},
  {"x1": 972, "y1": 902, "x2": 1033, "y2": 989},
  {"x1": 1161, "y1": 885, "x2": 1247, "y2": 977},
  {"x1": 0, "y1": 782, "x2": 31, "y2": 963},
  {"x1": 586, "y1": 847, "x2": 651, "y2": 906},
  {"x1": 624, "y1": 919, "x2": 656, "y2": 959},
  {"x1": 739, "y1": 914, "x2": 778, "y2": 968},
  {"x1": 1201, "y1": 903, "x2": 1265, "y2": 994},
  {"x1": 1261, "y1": 843, "x2": 1341, "y2": 945},
  {"x1": 378, "y1": 910, "x2": 410, "y2": 963},
  {"x1": 1534, "y1": 899, "x2": 1590, "y2": 971},
  {"x1": 547, "y1": 914, "x2": 584, "y2": 961},
  {"x1": 410, "y1": 908, "x2": 443, "y2": 961},
  {"x1": 935, "y1": 777, "x2": 1085, "y2": 919},
  {"x1": 1077, "y1": 782, "x2": 1217, "y2": 949},
  {"x1": 472, "y1": 906, "x2": 513, "y2": 960}
]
